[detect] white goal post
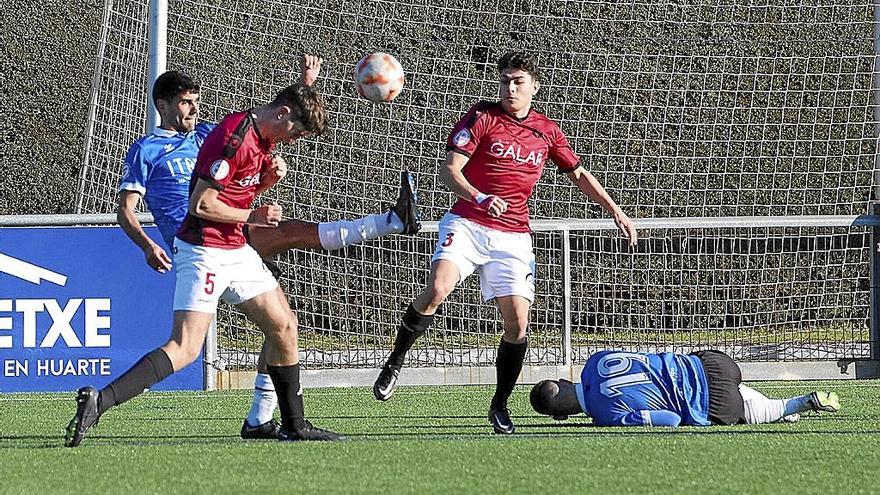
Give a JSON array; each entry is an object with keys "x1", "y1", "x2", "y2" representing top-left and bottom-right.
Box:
[
  {"x1": 71, "y1": 0, "x2": 880, "y2": 386},
  {"x1": 3, "y1": 213, "x2": 880, "y2": 386}
]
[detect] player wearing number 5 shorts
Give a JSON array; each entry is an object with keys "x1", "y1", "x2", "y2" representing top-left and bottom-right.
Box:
[
  {"x1": 530, "y1": 349, "x2": 841, "y2": 426},
  {"x1": 372, "y1": 51, "x2": 638, "y2": 434},
  {"x1": 65, "y1": 82, "x2": 346, "y2": 447},
  {"x1": 110, "y1": 61, "x2": 420, "y2": 442}
]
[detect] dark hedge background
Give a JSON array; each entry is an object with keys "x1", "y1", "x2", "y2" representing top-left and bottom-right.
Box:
[
  {"x1": 0, "y1": 0, "x2": 103, "y2": 215},
  {"x1": 2, "y1": 1, "x2": 875, "y2": 365}
]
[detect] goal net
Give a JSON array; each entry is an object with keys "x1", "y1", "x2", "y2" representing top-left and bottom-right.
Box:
[{"x1": 76, "y1": 0, "x2": 879, "y2": 372}]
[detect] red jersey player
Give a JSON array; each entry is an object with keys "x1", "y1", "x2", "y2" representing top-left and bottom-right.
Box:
[
  {"x1": 108, "y1": 56, "x2": 419, "y2": 442},
  {"x1": 373, "y1": 51, "x2": 638, "y2": 434},
  {"x1": 66, "y1": 83, "x2": 348, "y2": 446}
]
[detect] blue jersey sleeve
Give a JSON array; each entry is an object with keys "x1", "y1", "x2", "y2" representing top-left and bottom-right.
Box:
[
  {"x1": 118, "y1": 141, "x2": 149, "y2": 194},
  {"x1": 618, "y1": 410, "x2": 682, "y2": 427},
  {"x1": 195, "y1": 122, "x2": 216, "y2": 141}
]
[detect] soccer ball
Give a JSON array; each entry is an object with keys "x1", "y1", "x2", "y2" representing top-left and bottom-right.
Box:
[{"x1": 354, "y1": 52, "x2": 405, "y2": 103}]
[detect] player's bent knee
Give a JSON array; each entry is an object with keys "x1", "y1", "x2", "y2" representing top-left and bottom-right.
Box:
[
  {"x1": 502, "y1": 317, "x2": 528, "y2": 339},
  {"x1": 426, "y1": 280, "x2": 455, "y2": 306},
  {"x1": 265, "y1": 316, "x2": 298, "y2": 343},
  {"x1": 503, "y1": 328, "x2": 527, "y2": 343}
]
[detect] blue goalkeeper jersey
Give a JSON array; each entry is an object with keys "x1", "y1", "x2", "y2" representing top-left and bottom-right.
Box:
[
  {"x1": 576, "y1": 351, "x2": 711, "y2": 427},
  {"x1": 118, "y1": 123, "x2": 215, "y2": 248}
]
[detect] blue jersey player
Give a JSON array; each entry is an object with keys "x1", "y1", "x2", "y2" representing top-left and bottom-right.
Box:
[
  {"x1": 113, "y1": 58, "x2": 421, "y2": 441},
  {"x1": 530, "y1": 350, "x2": 840, "y2": 426},
  {"x1": 118, "y1": 120, "x2": 213, "y2": 265}
]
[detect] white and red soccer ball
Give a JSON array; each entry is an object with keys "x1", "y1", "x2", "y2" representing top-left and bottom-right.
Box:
[{"x1": 354, "y1": 52, "x2": 405, "y2": 103}]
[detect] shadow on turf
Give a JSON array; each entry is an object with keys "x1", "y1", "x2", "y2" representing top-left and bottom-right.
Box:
[
  {"x1": 0, "y1": 433, "x2": 236, "y2": 449},
  {"x1": 350, "y1": 427, "x2": 880, "y2": 440},
  {"x1": 299, "y1": 413, "x2": 857, "y2": 423},
  {"x1": 3, "y1": 411, "x2": 865, "y2": 449},
  {"x1": 3, "y1": 425, "x2": 877, "y2": 448}
]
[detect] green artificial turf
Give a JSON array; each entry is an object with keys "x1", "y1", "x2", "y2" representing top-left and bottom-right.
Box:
[{"x1": 2, "y1": 381, "x2": 878, "y2": 494}]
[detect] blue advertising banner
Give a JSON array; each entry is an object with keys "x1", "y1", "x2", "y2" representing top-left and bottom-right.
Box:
[{"x1": 0, "y1": 226, "x2": 202, "y2": 392}]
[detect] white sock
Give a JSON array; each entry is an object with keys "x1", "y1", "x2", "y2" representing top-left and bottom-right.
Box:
[
  {"x1": 739, "y1": 384, "x2": 787, "y2": 424},
  {"x1": 318, "y1": 213, "x2": 404, "y2": 250},
  {"x1": 783, "y1": 394, "x2": 813, "y2": 416},
  {"x1": 246, "y1": 373, "x2": 277, "y2": 427}
]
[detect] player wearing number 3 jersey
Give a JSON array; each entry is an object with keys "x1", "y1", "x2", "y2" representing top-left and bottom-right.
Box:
[
  {"x1": 530, "y1": 350, "x2": 841, "y2": 427},
  {"x1": 373, "y1": 51, "x2": 638, "y2": 434}
]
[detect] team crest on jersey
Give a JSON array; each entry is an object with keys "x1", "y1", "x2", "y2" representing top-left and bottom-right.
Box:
[
  {"x1": 453, "y1": 129, "x2": 471, "y2": 147},
  {"x1": 210, "y1": 159, "x2": 230, "y2": 180}
]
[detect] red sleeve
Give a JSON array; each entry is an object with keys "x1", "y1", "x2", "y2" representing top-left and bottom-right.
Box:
[
  {"x1": 194, "y1": 117, "x2": 237, "y2": 190},
  {"x1": 548, "y1": 123, "x2": 581, "y2": 173},
  {"x1": 446, "y1": 103, "x2": 490, "y2": 157}
]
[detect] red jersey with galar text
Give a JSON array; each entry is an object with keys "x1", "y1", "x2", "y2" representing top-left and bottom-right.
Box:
[
  {"x1": 446, "y1": 101, "x2": 581, "y2": 233},
  {"x1": 176, "y1": 111, "x2": 274, "y2": 248}
]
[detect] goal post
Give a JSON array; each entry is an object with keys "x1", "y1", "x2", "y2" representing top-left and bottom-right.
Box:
[
  {"x1": 872, "y1": 202, "x2": 880, "y2": 361},
  {"x1": 3, "y1": 212, "x2": 877, "y2": 385},
  {"x1": 212, "y1": 214, "x2": 879, "y2": 385},
  {"x1": 145, "y1": 0, "x2": 167, "y2": 133},
  {"x1": 73, "y1": 0, "x2": 880, "y2": 386}
]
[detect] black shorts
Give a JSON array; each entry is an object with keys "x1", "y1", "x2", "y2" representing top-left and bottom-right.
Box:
[{"x1": 690, "y1": 350, "x2": 746, "y2": 425}]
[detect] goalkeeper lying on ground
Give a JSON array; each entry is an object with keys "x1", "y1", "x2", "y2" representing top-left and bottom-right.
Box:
[{"x1": 530, "y1": 349, "x2": 840, "y2": 426}]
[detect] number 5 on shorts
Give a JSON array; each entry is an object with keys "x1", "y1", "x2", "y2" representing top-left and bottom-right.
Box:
[{"x1": 204, "y1": 272, "x2": 216, "y2": 294}]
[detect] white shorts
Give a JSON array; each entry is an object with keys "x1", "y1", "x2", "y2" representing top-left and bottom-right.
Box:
[
  {"x1": 432, "y1": 213, "x2": 536, "y2": 303},
  {"x1": 172, "y1": 237, "x2": 278, "y2": 313}
]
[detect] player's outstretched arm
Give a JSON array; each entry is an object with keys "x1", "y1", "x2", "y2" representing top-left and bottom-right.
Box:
[
  {"x1": 439, "y1": 150, "x2": 508, "y2": 217},
  {"x1": 300, "y1": 54, "x2": 322, "y2": 87},
  {"x1": 565, "y1": 167, "x2": 637, "y2": 245},
  {"x1": 619, "y1": 410, "x2": 682, "y2": 427},
  {"x1": 117, "y1": 190, "x2": 172, "y2": 273}
]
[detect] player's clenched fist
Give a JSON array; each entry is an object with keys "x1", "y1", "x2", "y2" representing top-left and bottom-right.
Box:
[
  {"x1": 473, "y1": 192, "x2": 508, "y2": 218},
  {"x1": 262, "y1": 155, "x2": 288, "y2": 187},
  {"x1": 248, "y1": 203, "x2": 283, "y2": 227}
]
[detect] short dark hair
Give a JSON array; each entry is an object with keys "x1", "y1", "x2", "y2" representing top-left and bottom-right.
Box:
[
  {"x1": 530, "y1": 379, "x2": 575, "y2": 420},
  {"x1": 269, "y1": 83, "x2": 328, "y2": 136},
  {"x1": 497, "y1": 51, "x2": 541, "y2": 82},
  {"x1": 530, "y1": 380, "x2": 558, "y2": 415},
  {"x1": 152, "y1": 71, "x2": 200, "y2": 107}
]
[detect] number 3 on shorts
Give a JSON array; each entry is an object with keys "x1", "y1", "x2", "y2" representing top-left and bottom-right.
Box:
[
  {"x1": 204, "y1": 272, "x2": 216, "y2": 294},
  {"x1": 442, "y1": 232, "x2": 455, "y2": 247}
]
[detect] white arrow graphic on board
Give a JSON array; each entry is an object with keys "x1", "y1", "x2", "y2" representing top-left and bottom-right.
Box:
[{"x1": 0, "y1": 252, "x2": 68, "y2": 286}]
